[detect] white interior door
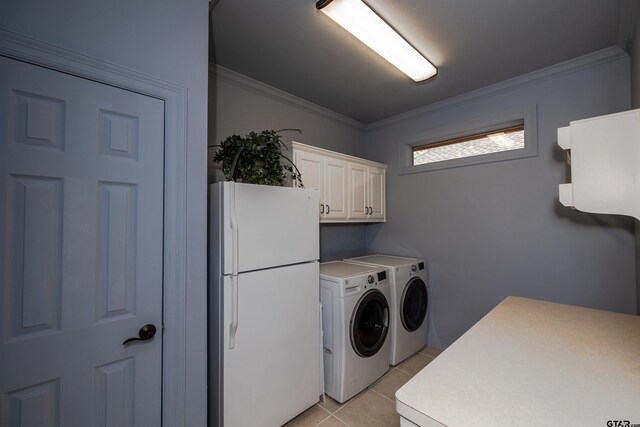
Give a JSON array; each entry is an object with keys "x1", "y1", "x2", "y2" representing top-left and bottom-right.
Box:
[{"x1": 0, "y1": 56, "x2": 164, "y2": 427}]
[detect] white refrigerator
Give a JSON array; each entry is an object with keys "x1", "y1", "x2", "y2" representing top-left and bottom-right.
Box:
[{"x1": 209, "y1": 182, "x2": 320, "y2": 427}]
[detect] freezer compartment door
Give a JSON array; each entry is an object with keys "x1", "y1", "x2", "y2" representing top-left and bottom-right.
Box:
[
  {"x1": 223, "y1": 262, "x2": 320, "y2": 426},
  {"x1": 212, "y1": 182, "x2": 319, "y2": 274},
  {"x1": 234, "y1": 182, "x2": 319, "y2": 272}
]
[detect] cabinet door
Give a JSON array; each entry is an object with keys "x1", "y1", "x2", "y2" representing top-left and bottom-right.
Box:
[
  {"x1": 324, "y1": 157, "x2": 348, "y2": 220},
  {"x1": 295, "y1": 150, "x2": 324, "y2": 217},
  {"x1": 367, "y1": 166, "x2": 386, "y2": 221},
  {"x1": 347, "y1": 162, "x2": 367, "y2": 220}
]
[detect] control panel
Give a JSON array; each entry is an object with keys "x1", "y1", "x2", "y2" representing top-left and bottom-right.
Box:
[{"x1": 343, "y1": 270, "x2": 388, "y2": 296}]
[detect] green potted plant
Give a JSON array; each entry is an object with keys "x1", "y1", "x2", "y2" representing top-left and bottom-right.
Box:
[{"x1": 209, "y1": 129, "x2": 304, "y2": 187}]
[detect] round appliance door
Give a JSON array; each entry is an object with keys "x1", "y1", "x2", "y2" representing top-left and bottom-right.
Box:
[
  {"x1": 400, "y1": 277, "x2": 428, "y2": 332},
  {"x1": 350, "y1": 289, "x2": 389, "y2": 358}
]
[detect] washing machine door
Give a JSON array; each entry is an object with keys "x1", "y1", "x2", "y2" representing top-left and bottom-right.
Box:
[
  {"x1": 350, "y1": 290, "x2": 389, "y2": 358},
  {"x1": 401, "y1": 277, "x2": 428, "y2": 332}
]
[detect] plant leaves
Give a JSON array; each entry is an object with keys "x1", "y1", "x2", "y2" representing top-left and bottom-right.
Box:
[{"x1": 210, "y1": 129, "x2": 304, "y2": 187}]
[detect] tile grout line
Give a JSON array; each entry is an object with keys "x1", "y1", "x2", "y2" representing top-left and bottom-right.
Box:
[
  {"x1": 368, "y1": 367, "x2": 396, "y2": 388},
  {"x1": 419, "y1": 354, "x2": 439, "y2": 360},
  {"x1": 332, "y1": 411, "x2": 351, "y2": 427},
  {"x1": 319, "y1": 397, "x2": 345, "y2": 415},
  {"x1": 310, "y1": 349, "x2": 441, "y2": 425},
  {"x1": 312, "y1": 411, "x2": 332, "y2": 427},
  {"x1": 367, "y1": 387, "x2": 397, "y2": 405},
  {"x1": 328, "y1": 393, "x2": 358, "y2": 418},
  {"x1": 333, "y1": 397, "x2": 352, "y2": 415},
  {"x1": 331, "y1": 386, "x2": 376, "y2": 426},
  {"x1": 395, "y1": 354, "x2": 436, "y2": 376},
  {"x1": 394, "y1": 366, "x2": 414, "y2": 376}
]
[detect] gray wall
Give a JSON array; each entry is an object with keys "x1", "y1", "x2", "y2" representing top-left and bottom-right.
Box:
[
  {"x1": 364, "y1": 54, "x2": 635, "y2": 349},
  {"x1": 631, "y1": 8, "x2": 640, "y2": 315},
  {"x1": 1, "y1": 2, "x2": 209, "y2": 424},
  {"x1": 209, "y1": 68, "x2": 368, "y2": 261},
  {"x1": 632, "y1": 8, "x2": 640, "y2": 109}
]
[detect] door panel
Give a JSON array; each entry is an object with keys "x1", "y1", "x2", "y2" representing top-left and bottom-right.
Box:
[
  {"x1": 4, "y1": 378, "x2": 59, "y2": 427},
  {"x1": 324, "y1": 157, "x2": 347, "y2": 220},
  {"x1": 294, "y1": 150, "x2": 324, "y2": 217},
  {"x1": 97, "y1": 183, "x2": 137, "y2": 321},
  {"x1": 367, "y1": 166, "x2": 385, "y2": 221},
  {"x1": 347, "y1": 162, "x2": 367, "y2": 220},
  {"x1": 0, "y1": 56, "x2": 164, "y2": 427},
  {"x1": 6, "y1": 176, "x2": 63, "y2": 339}
]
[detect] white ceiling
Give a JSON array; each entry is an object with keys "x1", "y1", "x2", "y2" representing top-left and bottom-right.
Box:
[{"x1": 210, "y1": 0, "x2": 628, "y2": 124}]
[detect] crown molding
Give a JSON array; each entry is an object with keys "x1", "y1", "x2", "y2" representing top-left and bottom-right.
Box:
[
  {"x1": 0, "y1": 28, "x2": 183, "y2": 94},
  {"x1": 365, "y1": 45, "x2": 628, "y2": 132},
  {"x1": 210, "y1": 63, "x2": 365, "y2": 130}
]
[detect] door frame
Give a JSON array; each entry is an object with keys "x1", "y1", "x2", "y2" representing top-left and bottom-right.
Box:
[{"x1": 0, "y1": 28, "x2": 197, "y2": 426}]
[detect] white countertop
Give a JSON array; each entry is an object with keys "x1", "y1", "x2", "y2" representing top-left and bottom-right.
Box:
[{"x1": 396, "y1": 296, "x2": 640, "y2": 427}]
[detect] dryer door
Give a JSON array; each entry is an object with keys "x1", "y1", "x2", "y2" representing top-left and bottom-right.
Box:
[
  {"x1": 350, "y1": 290, "x2": 389, "y2": 357},
  {"x1": 401, "y1": 277, "x2": 428, "y2": 332}
]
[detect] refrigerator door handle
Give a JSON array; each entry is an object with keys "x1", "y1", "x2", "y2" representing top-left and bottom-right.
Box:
[
  {"x1": 229, "y1": 183, "x2": 239, "y2": 349},
  {"x1": 230, "y1": 184, "x2": 239, "y2": 276},
  {"x1": 229, "y1": 274, "x2": 239, "y2": 349}
]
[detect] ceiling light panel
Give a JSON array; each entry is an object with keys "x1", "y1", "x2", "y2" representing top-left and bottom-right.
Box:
[{"x1": 316, "y1": 0, "x2": 437, "y2": 82}]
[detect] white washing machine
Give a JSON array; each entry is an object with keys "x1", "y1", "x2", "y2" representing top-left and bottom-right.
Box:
[
  {"x1": 320, "y1": 261, "x2": 391, "y2": 403},
  {"x1": 345, "y1": 255, "x2": 428, "y2": 366}
]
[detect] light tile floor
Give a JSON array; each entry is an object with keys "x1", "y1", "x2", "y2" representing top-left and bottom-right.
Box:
[{"x1": 284, "y1": 346, "x2": 442, "y2": 427}]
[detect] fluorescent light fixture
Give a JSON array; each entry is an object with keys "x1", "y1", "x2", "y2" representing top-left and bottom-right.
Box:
[{"x1": 316, "y1": 0, "x2": 437, "y2": 82}]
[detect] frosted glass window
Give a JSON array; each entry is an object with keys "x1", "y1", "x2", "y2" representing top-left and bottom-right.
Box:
[{"x1": 413, "y1": 125, "x2": 525, "y2": 166}]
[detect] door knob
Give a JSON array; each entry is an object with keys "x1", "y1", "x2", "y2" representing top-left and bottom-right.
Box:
[{"x1": 123, "y1": 324, "x2": 157, "y2": 346}]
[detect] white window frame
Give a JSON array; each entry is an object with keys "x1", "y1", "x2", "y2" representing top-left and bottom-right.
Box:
[{"x1": 398, "y1": 105, "x2": 538, "y2": 174}]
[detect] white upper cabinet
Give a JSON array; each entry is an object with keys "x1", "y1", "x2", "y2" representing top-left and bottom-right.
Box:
[
  {"x1": 348, "y1": 162, "x2": 367, "y2": 220},
  {"x1": 347, "y1": 162, "x2": 385, "y2": 221},
  {"x1": 289, "y1": 142, "x2": 386, "y2": 223},
  {"x1": 367, "y1": 165, "x2": 386, "y2": 221},
  {"x1": 293, "y1": 147, "x2": 347, "y2": 221},
  {"x1": 324, "y1": 157, "x2": 348, "y2": 220},
  {"x1": 294, "y1": 149, "x2": 324, "y2": 193}
]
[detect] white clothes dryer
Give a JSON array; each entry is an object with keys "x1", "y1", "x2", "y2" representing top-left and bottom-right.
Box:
[
  {"x1": 320, "y1": 261, "x2": 391, "y2": 403},
  {"x1": 345, "y1": 255, "x2": 428, "y2": 366}
]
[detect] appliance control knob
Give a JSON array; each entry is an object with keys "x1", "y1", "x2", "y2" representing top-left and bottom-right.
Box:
[
  {"x1": 411, "y1": 265, "x2": 418, "y2": 272},
  {"x1": 367, "y1": 275, "x2": 374, "y2": 284}
]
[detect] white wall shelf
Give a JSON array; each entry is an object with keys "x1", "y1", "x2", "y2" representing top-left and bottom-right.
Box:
[{"x1": 558, "y1": 108, "x2": 640, "y2": 220}]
